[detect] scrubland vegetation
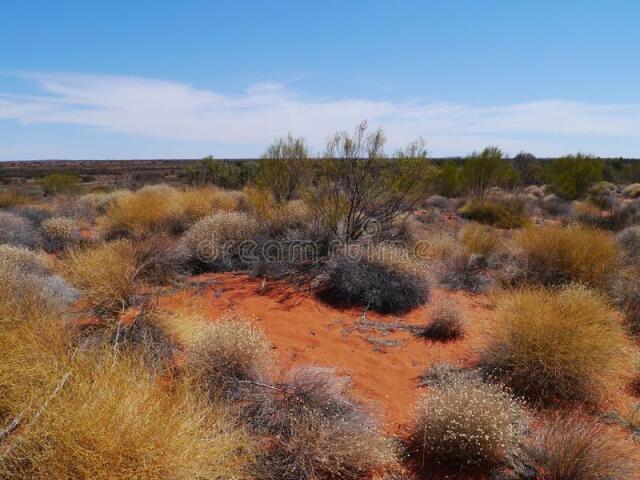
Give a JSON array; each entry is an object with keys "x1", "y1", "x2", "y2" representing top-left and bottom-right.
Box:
[{"x1": 1, "y1": 124, "x2": 640, "y2": 479}]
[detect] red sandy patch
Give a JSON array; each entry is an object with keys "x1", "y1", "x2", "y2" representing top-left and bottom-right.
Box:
[{"x1": 157, "y1": 272, "x2": 494, "y2": 432}]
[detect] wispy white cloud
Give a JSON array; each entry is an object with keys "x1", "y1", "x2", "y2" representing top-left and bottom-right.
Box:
[{"x1": 1, "y1": 71, "x2": 639, "y2": 157}]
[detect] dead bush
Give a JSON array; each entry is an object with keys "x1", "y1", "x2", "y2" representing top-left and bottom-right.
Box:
[
  {"x1": 520, "y1": 412, "x2": 638, "y2": 480},
  {"x1": 0, "y1": 210, "x2": 39, "y2": 248},
  {"x1": 249, "y1": 365, "x2": 398, "y2": 480},
  {"x1": 420, "y1": 300, "x2": 466, "y2": 341},
  {"x1": 439, "y1": 253, "x2": 490, "y2": 293},
  {"x1": 319, "y1": 244, "x2": 431, "y2": 314}
]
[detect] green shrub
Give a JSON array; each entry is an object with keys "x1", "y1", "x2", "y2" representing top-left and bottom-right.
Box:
[
  {"x1": 462, "y1": 147, "x2": 519, "y2": 196},
  {"x1": 258, "y1": 134, "x2": 312, "y2": 203},
  {"x1": 38, "y1": 172, "x2": 79, "y2": 195},
  {"x1": 544, "y1": 154, "x2": 604, "y2": 200},
  {"x1": 459, "y1": 197, "x2": 529, "y2": 229}
]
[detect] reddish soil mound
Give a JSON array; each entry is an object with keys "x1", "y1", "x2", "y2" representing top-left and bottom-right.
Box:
[{"x1": 158, "y1": 272, "x2": 494, "y2": 432}]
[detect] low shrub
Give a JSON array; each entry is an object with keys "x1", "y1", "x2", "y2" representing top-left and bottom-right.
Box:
[
  {"x1": 459, "y1": 197, "x2": 529, "y2": 229},
  {"x1": 249, "y1": 365, "x2": 399, "y2": 480},
  {"x1": 0, "y1": 210, "x2": 39, "y2": 247},
  {"x1": 616, "y1": 225, "x2": 640, "y2": 261},
  {"x1": 132, "y1": 234, "x2": 188, "y2": 285},
  {"x1": 520, "y1": 412, "x2": 638, "y2": 480},
  {"x1": 460, "y1": 223, "x2": 501, "y2": 256},
  {"x1": 540, "y1": 193, "x2": 571, "y2": 216},
  {"x1": 63, "y1": 240, "x2": 138, "y2": 314},
  {"x1": 9, "y1": 204, "x2": 54, "y2": 227},
  {"x1": 180, "y1": 212, "x2": 262, "y2": 271},
  {"x1": 623, "y1": 182, "x2": 640, "y2": 198},
  {"x1": 185, "y1": 315, "x2": 272, "y2": 401},
  {"x1": 0, "y1": 245, "x2": 77, "y2": 322},
  {"x1": 41, "y1": 216, "x2": 81, "y2": 251},
  {"x1": 410, "y1": 375, "x2": 526, "y2": 473},
  {"x1": 517, "y1": 225, "x2": 617, "y2": 289},
  {"x1": 482, "y1": 286, "x2": 634, "y2": 406},
  {"x1": 319, "y1": 244, "x2": 430, "y2": 314},
  {"x1": 425, "y1": 194, "x2": 456, "y2": 210},
  {"x1": 439, "y1": 253, "x2": 490, "y2": 293},
  {"x1": 412, "y1": 230, "x2": 460, "y2": 262},
  {"x1": 0, "y1": 191, "x2": 29, "y2": 208},
  {"x1": 420, "y1": 300, "x2": 466, "y2": 341},
  {"x1": 38, "y1": 172, "x2": 79, "y2": 195}
]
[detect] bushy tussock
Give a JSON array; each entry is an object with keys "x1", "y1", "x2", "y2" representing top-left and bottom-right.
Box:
[
  {"x1": 623, "y1": 182, "x2": 640, "y2": 198},
  {"x1": 0, "y1": 191, "x2": 29, "y2": 208},
  {"x1": 0, "y1": 210, "x2": 39, "y2": 247},
  {"x1": 41, "y1": 216, "x2": 81, "y2": 251},
  {"x1": 9, "y1": 204, "x2": 54, "y2": 227},
  {"x1": 519, "y1": 412, "x2": 638, "y2": 480},
  {"x1": 319, "y1": 244, "x2": 430, "y2": 314},
  {"x1": 412, "y1": 230, "x2": 460, "y2": 262},
  {"x1": 243, "y1": 186, "x2": 312, "y2": 232},
  {"x1": 101, "y1": 184, "x2": 223, "y2": 238},
  {"x1": 616, "y1": 225, "x2": 640, "y2": 261},
  {"x1": 460, "y1": 223, "x2": 501, "y2": 256},
  {"x1": 185, "y1": 315, "x2": 272, "y2": 401},
  {"x1": 540, "y1": 193, "x2": 571, "y2": 216},
  {"x1": 483, "y1": 286, "x2": 634, "y2": 406},
  {"x1": 459, "y1": 197, "x2": 529, "y2": 229},
  {"x1": 0, "y1": 326, "x2": 255, "y2": 480},
  {"x1": 410, "y1": 374, "x2": 526, "y2": 473},
  {"x1": 249, "y1": 365, "x2": 398, "y2": 480},
  {"x1": 0, "y1": 245, "x2": 77, "y2": 322},
  {"x1": 439, "y1": 253, "x2": 490, "y2": 293},
  {"x1": 517, "y1": 225, "x2": 618, "y2": 289},
  {"x1": 63, "y1": 240, "x2": 138, "y2": 314},
  {"x1": 420, "y1": 300, "x2": 466, "y2": 341},
  {"x1": 180, "y1": 211, "x2": 262, "y2": 271},
  {"x1": 132, "y1": 234, "x2": 187, "y2": 285}
]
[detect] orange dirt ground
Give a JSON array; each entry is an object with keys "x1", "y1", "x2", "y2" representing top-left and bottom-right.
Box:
[{"x1": 157, "y1": 272, "x2": 495, "y2": 433}]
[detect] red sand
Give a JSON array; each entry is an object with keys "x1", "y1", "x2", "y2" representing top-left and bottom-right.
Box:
[{"x1": 158, "y1": 272, "x2": 495, "y2": 432}]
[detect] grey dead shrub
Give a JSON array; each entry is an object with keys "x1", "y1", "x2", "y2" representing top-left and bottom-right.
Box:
[
  {"x1": 0, "y1": 211, "x2": 40, "y2": 248},
  {"x1": 540, "y1": 194, "x2": 570, "y2": 217},
  {"x1": 410, "y1": 374, "x2": 527, "y2": 474},
  {"x1": 516, "y1": 412, "x2": 638, "y2": 480},
  {"x1": 249, "y1": 365, "x2": 398, "y2": 480},
  {"x1": 616, "y1": 225, "x2": 640, "y2": 261},
  {"x1": 180, "y1": 212, "x2": 262, "y2": 271},
  {"x1": 0, "y1": 244, "x2": 77, "y2": 322},
  {"x1": 319, "y1": 244, "x2": 431, "y2": 314},
  {"x1": 439, "y1": 253, "x2": 490, "y2": 293},
  {"x1": 41, "y1": 216, "x2": 82, "y2": 251},
  {"x1": 420, "y1": 300, "x2": 466, "y2": 341}
]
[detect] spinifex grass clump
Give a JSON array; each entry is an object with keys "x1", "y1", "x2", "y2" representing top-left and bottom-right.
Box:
[
  {"x1": 483, "y1": 285, "x2": 634, "y2": 406},
  {"x1": 522, "y1": 412, "x2": 638, "y2": 480},
  {"x1": 517, "y1": 225, "x2": 617, "y2": 289},
  {"x1": 63, "y1": 239, "x2": 138, "y2": 315}
]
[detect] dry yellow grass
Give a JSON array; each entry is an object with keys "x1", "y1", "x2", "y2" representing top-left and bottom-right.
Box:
[
  {"x1": 460, "y1": 223, "x2": 502, "y2": 256},
  {"x1": 483, "y1": 285, "x2": 634, "y2": 406},
  {"x1": 0, "y1": 319, "x2": 255, "y2": 480},
  {"x1": 63, "y1": 240, "x2": 137, "y2": 314},
  {"x1": 517, "y1": 225, "x2": 618, "y2": 289}
]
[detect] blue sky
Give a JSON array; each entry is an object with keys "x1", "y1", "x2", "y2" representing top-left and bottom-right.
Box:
[{"x1": 1, "y1": 0, "x2": 639, "y2": 159}]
